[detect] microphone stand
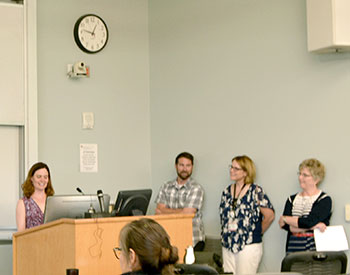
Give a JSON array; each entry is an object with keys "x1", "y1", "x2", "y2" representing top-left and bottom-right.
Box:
[
  {"x1": 76, "y1": 187, "x2": 110, "y2": 218},
  {"x1": 84, "y1": 189, "x2": 111, "y2": 218}
]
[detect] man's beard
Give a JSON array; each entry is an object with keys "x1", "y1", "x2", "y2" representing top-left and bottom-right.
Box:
[{"x1": 177, "y1": 171, "x2": 191, "y2": 181}]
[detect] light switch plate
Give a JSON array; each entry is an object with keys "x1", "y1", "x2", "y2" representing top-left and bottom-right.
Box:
[
  {"x1": 82, "y1": 112, "x2": 94, "y2": 129},
  {"x1": 345, "y1": 204, "x2": 350, "y2": 222}
]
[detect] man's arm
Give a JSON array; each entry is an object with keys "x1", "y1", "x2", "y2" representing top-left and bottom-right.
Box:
[{"x1": 155, "y1": 203, "x2": 196, "y2": 215}]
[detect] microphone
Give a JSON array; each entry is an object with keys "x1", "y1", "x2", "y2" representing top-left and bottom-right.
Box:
[
  {"x1": 77, "y1": 187, "x2": 96, "y2": 214},
  {"x1": 97, "y1": 189, "x2": 105, "y2": 213}
]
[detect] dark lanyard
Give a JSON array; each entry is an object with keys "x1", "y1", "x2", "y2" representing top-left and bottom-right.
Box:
[{"x1": 232, "y1": 183, "x2": 246, "y2": 210}]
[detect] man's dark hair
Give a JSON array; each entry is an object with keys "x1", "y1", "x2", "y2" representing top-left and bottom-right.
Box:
[{"x1": 175, "y1": 152, "x2": 194, "y2": 165}]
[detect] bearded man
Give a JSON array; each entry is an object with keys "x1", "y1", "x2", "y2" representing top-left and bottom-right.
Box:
[{"x1": 155, "y1": 152, "x2": 205, "y2": 251}]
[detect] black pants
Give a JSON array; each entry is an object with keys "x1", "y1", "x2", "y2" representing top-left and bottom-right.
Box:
[{"x1": 194, "y1": 240, "x2": 205, "y2": 252}]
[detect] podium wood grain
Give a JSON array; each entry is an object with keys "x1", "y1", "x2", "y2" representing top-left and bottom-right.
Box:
[{"x1": 13, "y1": 214, "x2": 193, "y2": 275}]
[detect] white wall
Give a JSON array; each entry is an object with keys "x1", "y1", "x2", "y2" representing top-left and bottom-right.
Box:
[
  {"x1": 37, "y1": 0, "x2": 151, "y2": 199},
  {"x1": 149, "y1": 0, "x2": 350, "y2": 272},
  {"x1": 0, "y1": 1, "x2": 151, "y2": 274},
  {"x1": 3, "y1": 0, "x2": 350, "y2": 274}
]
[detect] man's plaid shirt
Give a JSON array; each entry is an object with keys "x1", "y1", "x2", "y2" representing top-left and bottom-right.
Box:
[{"x1": 155, "y1": 177, "x2": 205, "y2": 246}]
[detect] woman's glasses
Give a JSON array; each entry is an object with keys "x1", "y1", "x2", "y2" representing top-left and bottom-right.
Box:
[
  {"x1": 113, "y1": 247, "x2": 122, "y2": 259},
  {"x1": 228, "y1": 165, "x2": 242, "y2": 171},
  {"x1": 297, "y1": 172, "x2": 312, "y2": 178}
]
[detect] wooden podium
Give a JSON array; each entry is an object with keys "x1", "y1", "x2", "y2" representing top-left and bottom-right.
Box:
[{"x1": 13, "y1": 214, "x2": 193, "y2": 275}]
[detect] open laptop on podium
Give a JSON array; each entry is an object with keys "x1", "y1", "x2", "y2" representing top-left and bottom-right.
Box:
[{"x1": 43, "y1": 194, "x2": 110, "y2": 223}]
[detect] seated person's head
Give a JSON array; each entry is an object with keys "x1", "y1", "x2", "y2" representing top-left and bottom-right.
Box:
[{"x1": 117, "y1": 218, "x2": 179, "y2": 274}]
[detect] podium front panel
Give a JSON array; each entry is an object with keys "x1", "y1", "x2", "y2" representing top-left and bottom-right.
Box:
[{"x1": 13, "y1": 214, "x2": 193, "y2": 275}]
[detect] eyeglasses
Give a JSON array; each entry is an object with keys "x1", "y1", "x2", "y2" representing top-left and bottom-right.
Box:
[
  {"x1": 229, "y1": 165, "x2": 243, "y2": 171},
  {"x1": 297, "y1": 172, "x2": 312, "y2": 178},
  {"x1": 113, "y1": 247, "x2": 122, "y2": 259}
]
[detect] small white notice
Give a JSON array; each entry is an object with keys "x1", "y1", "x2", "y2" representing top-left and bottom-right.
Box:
[
  {"x1": 80, "y1": 143, "x2": 98, "y2": 173},
  {"x1": 314, "y1": 225, "x2": 349, "y2": 252}
]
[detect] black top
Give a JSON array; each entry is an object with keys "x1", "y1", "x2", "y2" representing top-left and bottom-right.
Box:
[{"x1": 281, "y1": 191, "x2": 332, "y2": 251}]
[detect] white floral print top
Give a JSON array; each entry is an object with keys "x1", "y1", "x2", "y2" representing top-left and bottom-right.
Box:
[{"x1": 219, "y1": 183, "x2": 274, "y2": 253}]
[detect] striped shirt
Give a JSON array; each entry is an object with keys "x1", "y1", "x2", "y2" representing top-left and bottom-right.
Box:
[
  {"x1": 292, "y1": 191, "x2": 321, "y2": 217},
  {"x1": 155, "y1": 178, "x2": 204, "y2": 246},
  {"x1": 282, "y1": 191, "x2": 332, "y2": 253}
]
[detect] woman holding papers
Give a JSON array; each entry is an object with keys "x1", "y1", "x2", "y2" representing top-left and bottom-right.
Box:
[
  {"x1": 115, "y1": 218, "x2": 178, "y2": 275},
  {"x1": 279, "y1": 158, "x2": 332, "y2": 253},
  {"x1": 15, "y1": 162, "x2": 55, "y2": 232}
]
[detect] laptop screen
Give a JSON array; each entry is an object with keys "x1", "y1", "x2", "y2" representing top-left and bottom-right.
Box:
[{"x1": 44, "y1": 194, "x2": 110, "y2": 223}]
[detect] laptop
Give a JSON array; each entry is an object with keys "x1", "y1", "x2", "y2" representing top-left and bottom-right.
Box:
[{"x1": 44, "y1": 194, "x2": 110, "y2": 223}]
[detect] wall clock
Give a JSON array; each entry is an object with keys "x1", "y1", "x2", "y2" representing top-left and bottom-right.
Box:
[{"x1": 73, "y1": 14, "x2": 109, "y2": 54}]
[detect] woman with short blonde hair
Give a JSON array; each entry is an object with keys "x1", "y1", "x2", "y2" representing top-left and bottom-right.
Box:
[{"x1": 279, "y1": 158, "x2": 332, "y2": 253}]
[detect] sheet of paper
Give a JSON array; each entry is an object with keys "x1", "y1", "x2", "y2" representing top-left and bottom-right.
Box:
[
  {"x1": 80, "y1": 143, "x2": 98, "y2": 173},
  {"x1": 314, "y1": 225, "x2": 349, "y2": 252}
]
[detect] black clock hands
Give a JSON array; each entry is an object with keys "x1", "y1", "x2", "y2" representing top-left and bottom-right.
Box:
[
  {"x1": 82, "y1": 27, "x2": 96, "y2": 38},
  {"x1": 92, "y1": 24, "x2": 97, "y2": 36},
  {"x1": 82, "y1": 29, "x2": 93, "y2": 34},
  {"x1": 91, "y1": 24, "x2": 97, "y2": 37}
]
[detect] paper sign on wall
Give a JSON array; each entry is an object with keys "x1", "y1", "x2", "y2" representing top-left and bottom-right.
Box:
[{"x1": 80, "y1": 143, "x2": 98, "y2": 173}]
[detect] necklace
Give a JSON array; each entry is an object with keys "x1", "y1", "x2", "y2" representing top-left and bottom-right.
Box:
[{"x1": 232, "y1": 183, "x2": 246, "y2": 209}]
